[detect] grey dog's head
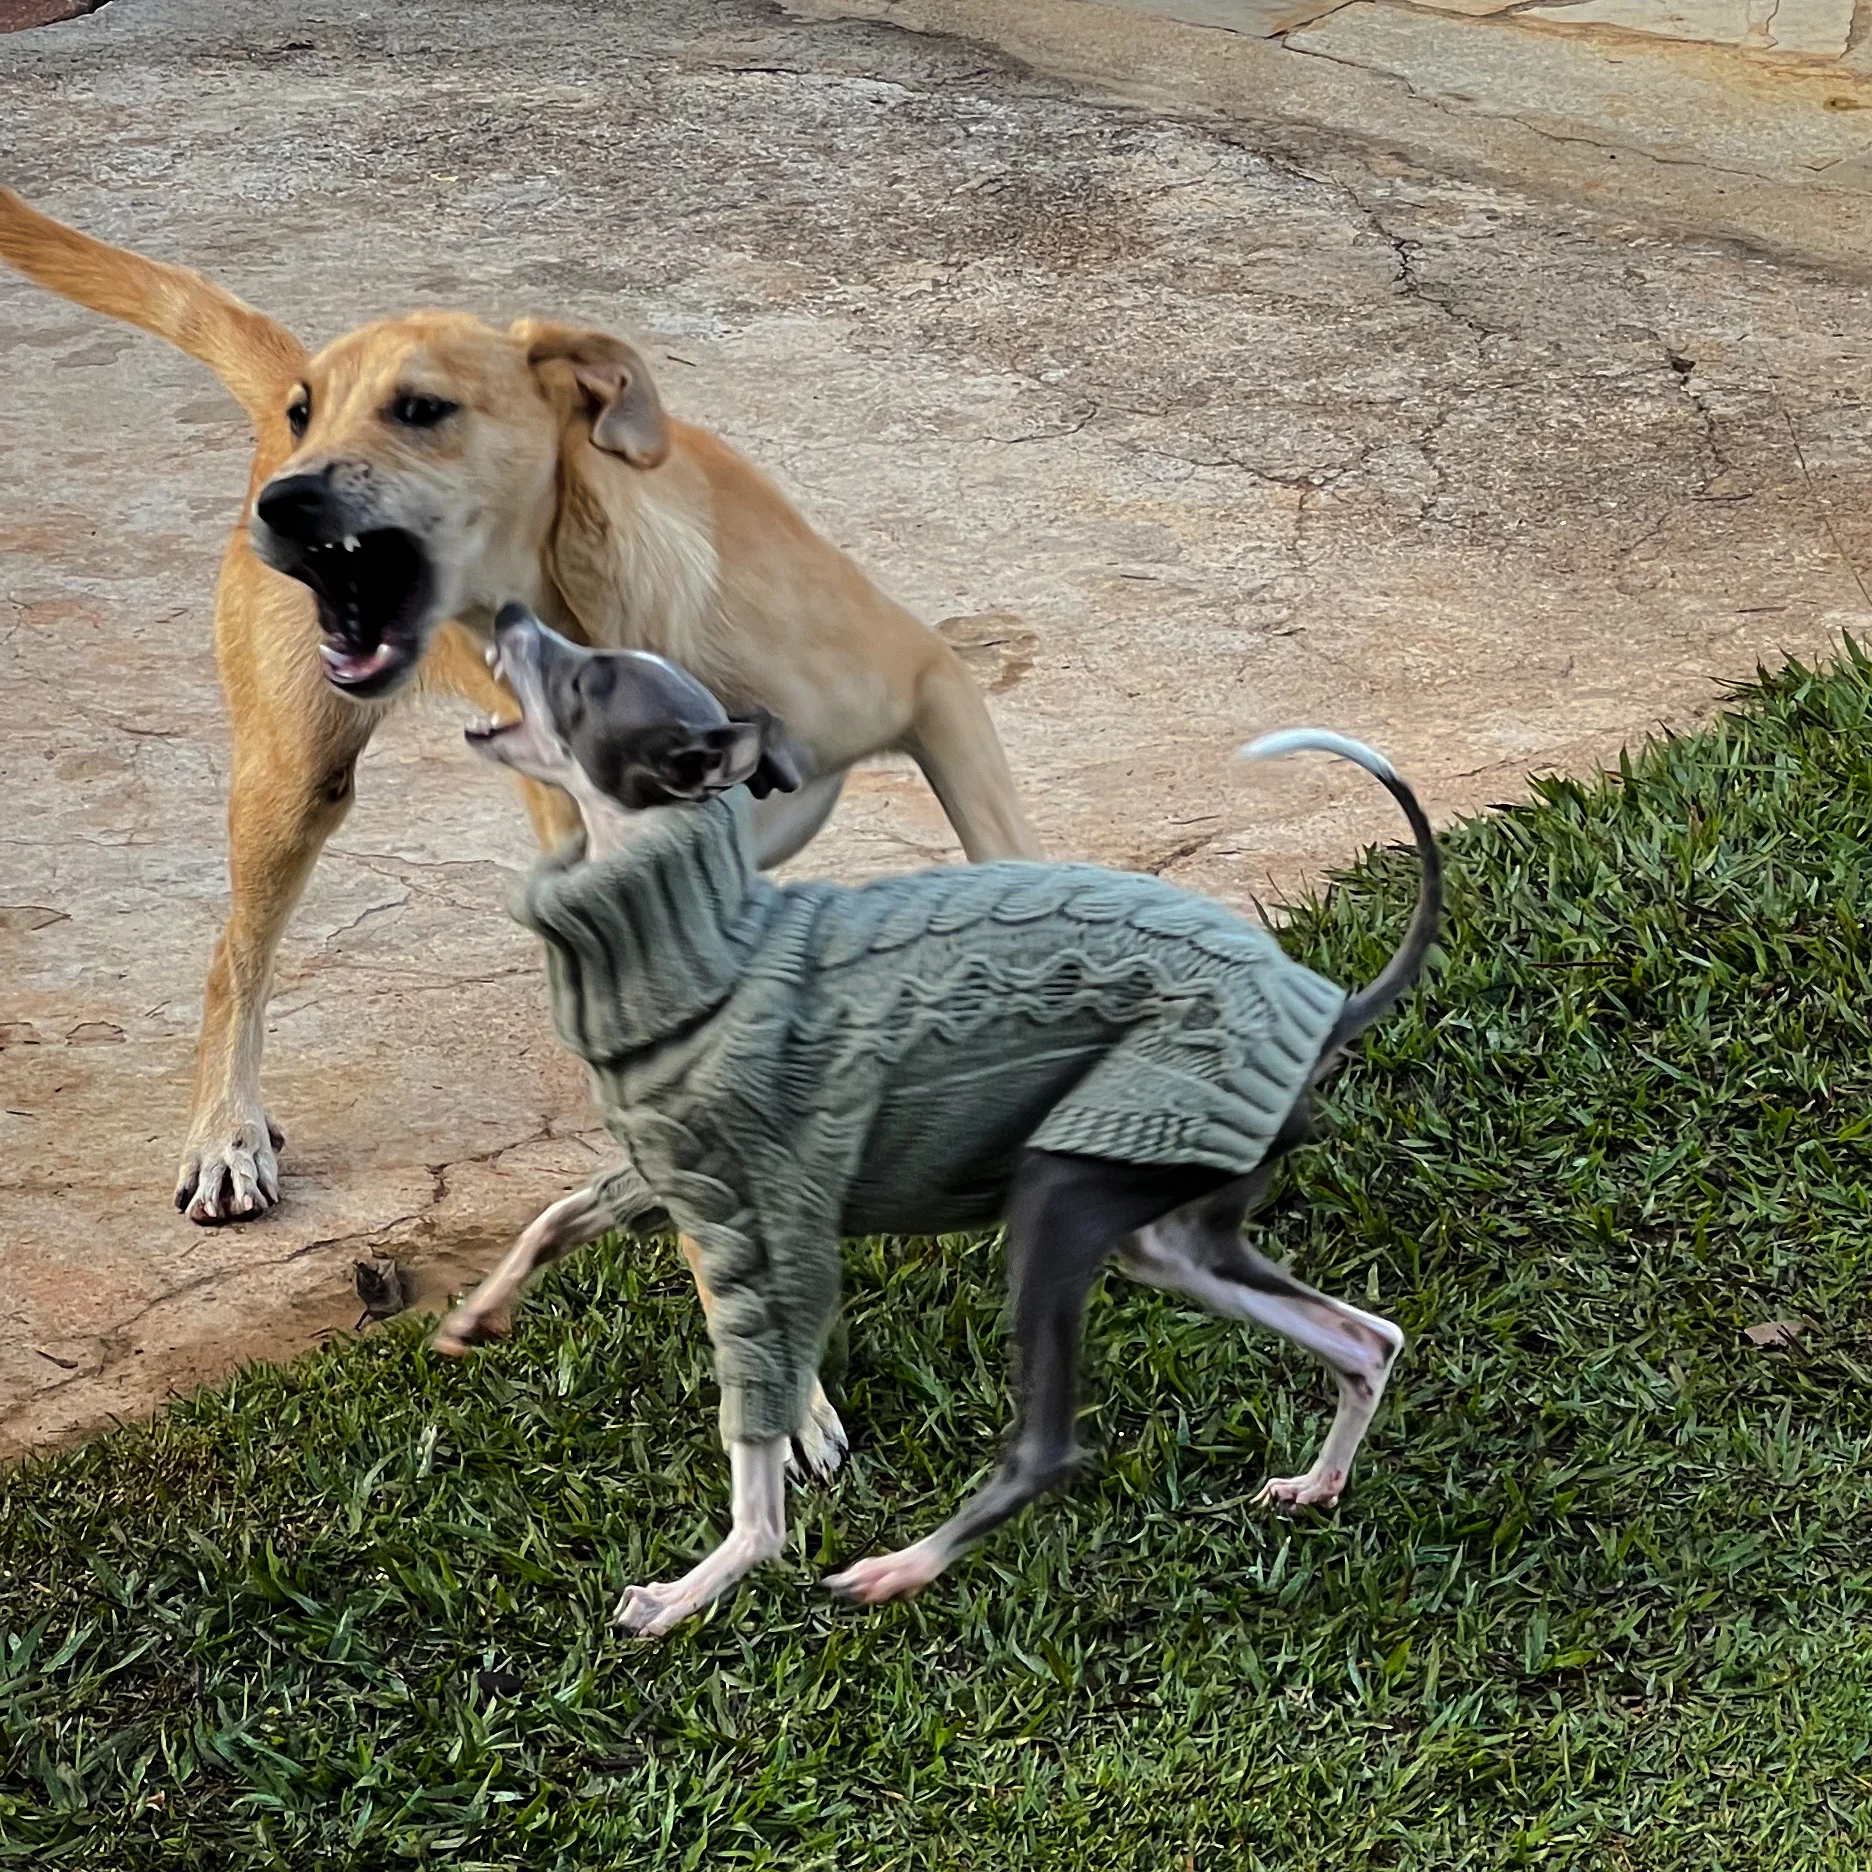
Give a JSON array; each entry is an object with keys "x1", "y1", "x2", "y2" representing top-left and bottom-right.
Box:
[{"x1": 466, "y1": 602, "x2": 805, "y2": 809}]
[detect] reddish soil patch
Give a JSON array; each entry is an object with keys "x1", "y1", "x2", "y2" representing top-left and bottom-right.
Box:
[{"x1": 0, "y1": 0, "x2": 101, "y2": 31}]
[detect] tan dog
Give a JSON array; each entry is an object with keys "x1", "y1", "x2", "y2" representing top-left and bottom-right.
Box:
[{"x1": 0, "y1": 189, "x2": 1042, "y2": 1247}]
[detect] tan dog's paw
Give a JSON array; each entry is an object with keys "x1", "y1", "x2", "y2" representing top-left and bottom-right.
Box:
[{"x1": 175, "y1": 1111, "x2": 282, "y2": 1224}]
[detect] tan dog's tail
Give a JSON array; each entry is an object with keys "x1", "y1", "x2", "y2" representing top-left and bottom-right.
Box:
[{"x1": 0, "y1": 188, "x2": 307, "y2": 431}]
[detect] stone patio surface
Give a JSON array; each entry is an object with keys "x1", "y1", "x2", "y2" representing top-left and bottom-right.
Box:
[{"x1": 4, "y1": 0, "x2": 1872, "y2": 1458}]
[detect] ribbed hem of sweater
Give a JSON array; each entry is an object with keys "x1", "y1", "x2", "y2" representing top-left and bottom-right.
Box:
[{"x1": 717, "y1": 1375, "x2": 815, "y2": 1446}]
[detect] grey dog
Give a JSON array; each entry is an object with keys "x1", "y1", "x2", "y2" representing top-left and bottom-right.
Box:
[{"x1": 434, "y1": 603, "x2": 1441, "y2": 1637}]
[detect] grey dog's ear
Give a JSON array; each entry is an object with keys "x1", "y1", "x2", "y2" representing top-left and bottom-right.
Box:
[
  {"x1": 516, "y1": 321, "x2": 671, "y2": 469},
  {"x1": 640, "y1": 721, "x2": 767, "y2": 801},
  {"x1": 736, "y1": 707, "x2": 807, "y2": 799}
]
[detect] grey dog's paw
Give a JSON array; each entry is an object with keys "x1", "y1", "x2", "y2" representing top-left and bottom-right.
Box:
[
  {"x1": 431, "y1": 1300, "x2": 512, "y2": 1358},
  {"x1": 1255, "y1": 1467, "x2": 1348, "y2": 1512},
  {"x1": 614, "y1": 1582, "x2": 690, "y2": 1639},
  {"x1": 787, "y1": 1385, "x2": 848, "y2": 1483}
]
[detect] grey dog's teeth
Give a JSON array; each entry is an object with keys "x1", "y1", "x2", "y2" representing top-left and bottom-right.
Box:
[{"x1": 343, "y1": 534, "x2": 359, "y2": 553}]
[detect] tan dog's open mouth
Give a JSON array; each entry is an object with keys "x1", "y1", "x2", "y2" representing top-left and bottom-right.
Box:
[{"x1": 283, "y1": 527, "x2": 434, "y2": 696}]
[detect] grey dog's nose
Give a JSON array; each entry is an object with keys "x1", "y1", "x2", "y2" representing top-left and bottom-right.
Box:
[{"x1": 255, "y1": 471, "x2": 336, "y2": 543}]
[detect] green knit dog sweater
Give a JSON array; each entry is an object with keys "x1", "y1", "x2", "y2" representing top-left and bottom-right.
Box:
[{"x1": 512, "y1": 792, "x2": 1346, "y2": 1446}]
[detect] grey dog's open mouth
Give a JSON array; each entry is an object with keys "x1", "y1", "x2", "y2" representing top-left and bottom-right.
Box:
[
  {"x1": 280, "y1": 527, "x2": 434, "y2": 697},
  {"x1": 462, "y1": 612, "x2": 554, "y2": 767}
]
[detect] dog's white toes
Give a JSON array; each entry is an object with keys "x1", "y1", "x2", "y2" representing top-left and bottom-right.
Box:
[
  {"x1": 431, "y1": 1304, "x2": 509, "y2": 1357},
  {"x1": 1254, "y1": 1468, "x2": 1347, "y2": 1513},
  {"x1": 825, "y1": 1544, "x2": 944, "y2": 1606},
  {"x1": 176, "y1": 1120, "x2": 282, "y2": 1226},
  {"x1": 789, "y1": 1387, "x2": 848, "y2": 1483},
  {"x1": 614, "y1": 1582, "x2": 690, "y2": 1638},
  {"x1": 175, "y1": 1154, "x2": 217, "y2": 1220}
]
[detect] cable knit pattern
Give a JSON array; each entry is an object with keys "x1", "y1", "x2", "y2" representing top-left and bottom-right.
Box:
[{"x1": 512, "y1": 792, "x2": 1346, "y2": 1445}]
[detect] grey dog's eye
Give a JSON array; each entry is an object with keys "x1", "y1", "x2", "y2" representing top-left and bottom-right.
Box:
[
  {"x1": 389, "y1": 393, "x2": 458, "y2": 429},
  {"x1": 286, "y1": 392, "x2": 310, "y2": 439}
]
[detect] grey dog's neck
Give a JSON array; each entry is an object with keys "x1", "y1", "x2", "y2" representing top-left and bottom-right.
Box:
[{"x1": 578, "y1": 788, "x2": 646, "y2": 859}]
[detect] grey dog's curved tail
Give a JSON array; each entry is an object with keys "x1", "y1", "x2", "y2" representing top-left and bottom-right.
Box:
[{"x1": 1237, "y1": 730, "x2": 1442, "y2": 1055}]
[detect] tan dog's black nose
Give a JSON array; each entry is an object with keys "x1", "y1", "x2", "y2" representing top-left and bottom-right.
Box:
[{"x1": 255, "y1": 471, "x2": 337, "y2": 543}]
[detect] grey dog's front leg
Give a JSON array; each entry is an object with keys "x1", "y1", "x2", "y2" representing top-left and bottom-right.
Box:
[
  {"x1": 432, "y1": 1182, "x2": 620, "y2": 1354},
  {"x1": 615, "y1": 1436, "x2": 790, "y2": 1638}
]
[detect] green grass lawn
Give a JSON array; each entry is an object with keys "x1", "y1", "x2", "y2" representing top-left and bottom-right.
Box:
[{"x1": 9, "y1": 651, "x2": 1872, "y2": 1869}]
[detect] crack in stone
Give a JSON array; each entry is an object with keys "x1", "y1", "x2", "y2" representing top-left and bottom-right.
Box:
[
  {"x1": 280, "y1": 964, "x2": 536, "y2": 994},
  {"x1": 283, "y1": 1209, "x2": 438, "y2": 1266},
  {"x1": 14, "y1": 1117, "x2": 592, "y2": 1426},
  {"x1": 1277, "y1": 40, "x2": 1773, "y2": 187},
  {"x1": 324, "y1": 845, "x2": 515, "y2": 915},
  {"x1": 981, "y1": 399, "x2": 1100, "y2": 445},
  {"x1": 1779, "y1": 402, "x2": 1872, "y2": 610},
  {"x1": 318, "y1": 892, "x2": 414, "y2": 946},
  {"x1": 1659, "y1": 347, "x2": 1734, "y2": 498},
  {"x1": 848, "y1": 821, "x2": 958, "y2": 863},
  {"x1": 426, "y1": 1115, "x2": 565, "y2": 1209},
  {"x1": 1134, "y1": 822, "x2": 1228, "y2": 874},
  {"x1": 1345, "y1": 194, "x2": 1505, "y2": 345}
]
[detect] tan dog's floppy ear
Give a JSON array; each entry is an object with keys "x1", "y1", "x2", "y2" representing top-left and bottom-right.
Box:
[{"x1": 518, "y1": 321, "x2": 671, "y2": 469}]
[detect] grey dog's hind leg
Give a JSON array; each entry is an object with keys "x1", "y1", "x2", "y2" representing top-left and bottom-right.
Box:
[
  {"x1": 1119, "y1": 1181, "x2": 1404, "y2": 1511},
  {"x1": 826, "y1": 1150, "x2": 1234, "y2": 1604}
]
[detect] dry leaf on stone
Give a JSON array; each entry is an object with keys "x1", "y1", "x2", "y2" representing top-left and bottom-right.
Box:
[
  {"x1": 935, "y1": 612, "x2": 1038, "y2": 693},
  {"x1": 354, "y1": 1258, "x2": 409, "y2": 1326}
]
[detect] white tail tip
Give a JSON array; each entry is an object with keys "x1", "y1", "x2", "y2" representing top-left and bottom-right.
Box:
[{"x1": 1237, "y1": 729, "x2": 1398, "y2": 784}]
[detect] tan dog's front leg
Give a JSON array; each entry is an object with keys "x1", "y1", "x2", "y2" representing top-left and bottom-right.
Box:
[
  {"x1": 514, "y1": 776, "x2": 585, "y2": 850},
  {"x1": 420, "y1": 620, "x2": 584, "y2": 850},
  {"x1": 679, "y1": 1234, "x2": 847, "y2": 1481},
  {"x1": 177, "y1": 717, "x2": 369, "y2": 1222},
  {"x1": 902, "y1": 650, "x2": 1044, "y2": 863}
]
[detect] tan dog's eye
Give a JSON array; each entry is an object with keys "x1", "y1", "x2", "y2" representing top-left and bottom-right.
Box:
[
  {"x1": 286, "y1": 390, "x2": 310, "y2": 439},
  {"x1": 389, "y1": 393, "x2": 458, "y2": 430}
]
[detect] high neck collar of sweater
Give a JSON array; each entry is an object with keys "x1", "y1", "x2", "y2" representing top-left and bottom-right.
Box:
[{"x1": 510, "y1": 791, "x2": 773, "y2": 1055}]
